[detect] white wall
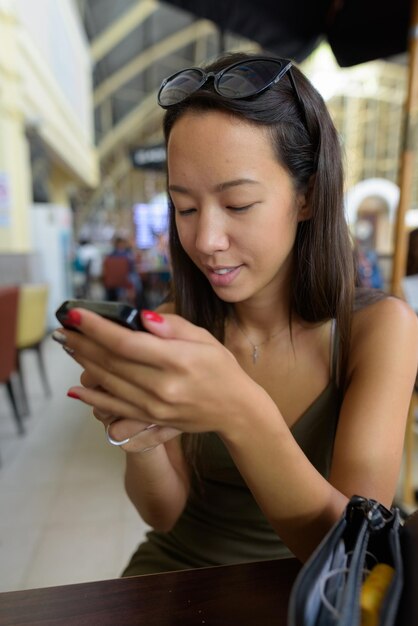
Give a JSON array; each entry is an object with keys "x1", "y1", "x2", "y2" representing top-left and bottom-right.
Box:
[
  {"x1": 14, "y1": 0, "x2": 93, "y2": 144},
  {"x1": 13, "y1": 0, "x2": 98, "y2": 186},
  {"x1": 30, "y1": 204, "x2": 74, "y2": 328}
]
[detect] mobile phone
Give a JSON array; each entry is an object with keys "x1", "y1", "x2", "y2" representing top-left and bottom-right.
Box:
[{"x1": 55, "y1": 299, "x2": 145, "y2": 331}]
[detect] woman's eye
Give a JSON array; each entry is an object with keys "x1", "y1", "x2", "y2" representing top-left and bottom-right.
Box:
[
  {"x1": 227, "y1": 203, "x2": 254, "y2": 212},
  {"x1": 177, "y1": 208, "x2": 196, "y2": 216}
]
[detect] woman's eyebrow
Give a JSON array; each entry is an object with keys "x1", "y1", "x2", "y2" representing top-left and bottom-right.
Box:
[
  {"x1": 168, "y1": 184, "x2": 191, "y2": 194},
  {"x1": 215, "y1": 178, "x2": 260, "y2": 192},
  {"x1": 169, "y1": 178, "x2": 260, "y2": 194}
]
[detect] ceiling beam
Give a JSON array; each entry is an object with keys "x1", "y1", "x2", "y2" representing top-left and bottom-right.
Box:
[
  {"x1": 107, "y1": 153, "x2": 132, "y2": 185},
  {"x1": 97, "y1": 89, "x2": 161, "y2": 159},
  {"x1": 94, "y1": 20, "x2": 215, "y2": 106},
  {"x1": 90, "y1": 0, "x2": 158, "y2": 63},
  {"x1": 96, "y1": 39, "x2": 258, "y2": 161}
]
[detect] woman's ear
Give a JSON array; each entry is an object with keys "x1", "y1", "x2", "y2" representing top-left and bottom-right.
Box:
[
  {"x1": 297, "y1": 198, "x2": 312, "y2": 222},
  {"x1": 297, "y1": 175, "x2": 315, "y2": 222}
]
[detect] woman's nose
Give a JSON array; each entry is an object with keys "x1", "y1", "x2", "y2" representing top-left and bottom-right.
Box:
[{"x1": 195, "y1": 211, "x2": 229, "y2": 254}]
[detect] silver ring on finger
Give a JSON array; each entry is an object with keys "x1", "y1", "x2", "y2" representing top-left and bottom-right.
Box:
[{"x1": 106, "y1": 420, "x2": 131, "y2": 447}]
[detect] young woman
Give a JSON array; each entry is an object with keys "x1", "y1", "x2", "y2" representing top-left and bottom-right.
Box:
[{"x1": 54, "y1": 53, "x2": 418, "y2": 575}]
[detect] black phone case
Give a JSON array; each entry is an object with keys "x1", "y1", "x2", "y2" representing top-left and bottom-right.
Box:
[{"x1": 55, "y1": 299, "x2": 145, "y2": 331}]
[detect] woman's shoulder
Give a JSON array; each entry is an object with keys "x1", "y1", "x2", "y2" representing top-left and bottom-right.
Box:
[
  {"x1": 345, "y1": 295, "x2": 418, "y2": 385},
  {"x1": 351, "y1": 295, "x2": 418, "y2": 357},
  {"x1": 353, "y1": 294, "x2": 417, "y2": 329}
]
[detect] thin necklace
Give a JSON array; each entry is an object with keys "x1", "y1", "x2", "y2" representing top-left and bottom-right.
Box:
[{"x1": 233, "y1": 316, "x2": 286, "y2": 365}]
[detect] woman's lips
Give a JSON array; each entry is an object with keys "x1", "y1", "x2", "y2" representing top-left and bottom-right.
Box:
[{"x1": 206, "y1": 265, "x2": 243, "y2": 287}]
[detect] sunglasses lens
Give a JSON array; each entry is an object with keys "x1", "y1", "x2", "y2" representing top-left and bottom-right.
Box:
[
  {"x1": 217, "y1": 59, "x2": 284, "y2": 99},
  {"x1": 158, "y1": 69, "x2": 205, "y2": 107}
]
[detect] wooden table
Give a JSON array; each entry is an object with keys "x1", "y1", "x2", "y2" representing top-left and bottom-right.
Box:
[{"x1": 0, "y1": 558, "x2": 301, "y2": 625}]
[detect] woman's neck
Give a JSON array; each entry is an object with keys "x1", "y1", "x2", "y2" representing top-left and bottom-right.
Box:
[{"x1": 229, "y1": 297, "x2": 291, "y2": 341}]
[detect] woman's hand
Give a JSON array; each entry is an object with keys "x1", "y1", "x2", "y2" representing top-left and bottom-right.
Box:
[
  {"x1": 63, "y1": 347, "x2": 184, "y2": 453},
  {"x1": 80, "y1": 371, "x2": 181, "y2": 452},
  {"x1": 93, "y1": 407, "x2": 182, "y2": 453},
  {"x1": 78, "y1": 372, "x2": 182, "y2": 453},
  {"x1": 56, "y1": 308, "x2": 262, "y2": 438}
]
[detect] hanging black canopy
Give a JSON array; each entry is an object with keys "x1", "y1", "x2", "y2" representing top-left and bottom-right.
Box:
[{"x1": 164, "y1": 0, "x2": 411, "y2": 66}]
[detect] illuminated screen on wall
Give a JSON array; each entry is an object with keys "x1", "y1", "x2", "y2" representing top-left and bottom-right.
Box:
[{"x1": 133, "y1": 197, "x2": 168, "y2": 249}]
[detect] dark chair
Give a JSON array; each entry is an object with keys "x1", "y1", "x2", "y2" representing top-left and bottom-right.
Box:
[
  {"x1": 0, "y1": 286, "x2": 25, "y2": 435},
  {"x1": 102, "y1": 255, "x2": 133, "y2": 303}
]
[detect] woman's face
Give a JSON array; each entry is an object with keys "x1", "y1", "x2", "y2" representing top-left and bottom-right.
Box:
[{"x1": 167, "y1": 110, "x2": 309, "y2": 306}]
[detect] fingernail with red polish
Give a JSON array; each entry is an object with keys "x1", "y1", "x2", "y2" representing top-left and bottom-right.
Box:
[
  {"x1": 67, "y1": 309, "x2": 82, "y2": 326},
  {"x1": 67, "y1": 390, "x2": 81, "y2": 400},
  {"x1": 142, "y1": 310, "x2": 164, "y2": 323}
]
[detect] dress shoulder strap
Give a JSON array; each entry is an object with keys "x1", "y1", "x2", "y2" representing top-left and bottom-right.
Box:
[{"x1": 329, "y1": 319, "x2": 340, "y2": 386}]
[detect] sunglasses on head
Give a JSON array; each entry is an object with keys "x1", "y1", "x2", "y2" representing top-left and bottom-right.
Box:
[{"x1": 157, "y1": 56, "x2": 305, "y2": 115}]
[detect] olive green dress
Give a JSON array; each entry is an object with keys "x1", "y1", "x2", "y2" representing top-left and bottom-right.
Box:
[{"x1": 122, "y1": 325, "x2": 341, "y2": 576}]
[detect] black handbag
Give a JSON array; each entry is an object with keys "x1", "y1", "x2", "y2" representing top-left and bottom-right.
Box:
[{"x1": 287, "y1": 495, "x2": 411, "y2": 626}]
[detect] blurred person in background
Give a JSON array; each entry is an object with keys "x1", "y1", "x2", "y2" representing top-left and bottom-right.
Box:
[
  {"x1": 354, "y1": 219, "x2": 384, "y2": 290},
  {"x1": 72, "y1": 238, "x2": 102, "y2": 299},
  {"x1": 103, "y1": 235, "x2": 144, "y2": 309}
]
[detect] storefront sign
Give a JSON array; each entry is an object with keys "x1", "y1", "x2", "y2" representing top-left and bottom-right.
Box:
[{"x1": 131, "y1": 144, "x2": 166, "y2": 170}]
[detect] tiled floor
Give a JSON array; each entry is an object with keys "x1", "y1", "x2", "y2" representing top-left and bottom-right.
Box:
[
  {"x1": 0, "y1": 335, "x2": 149, "y2": 593},
  {"x1": 1, "y1": 335, "x2": 417, "y2": 595}
]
